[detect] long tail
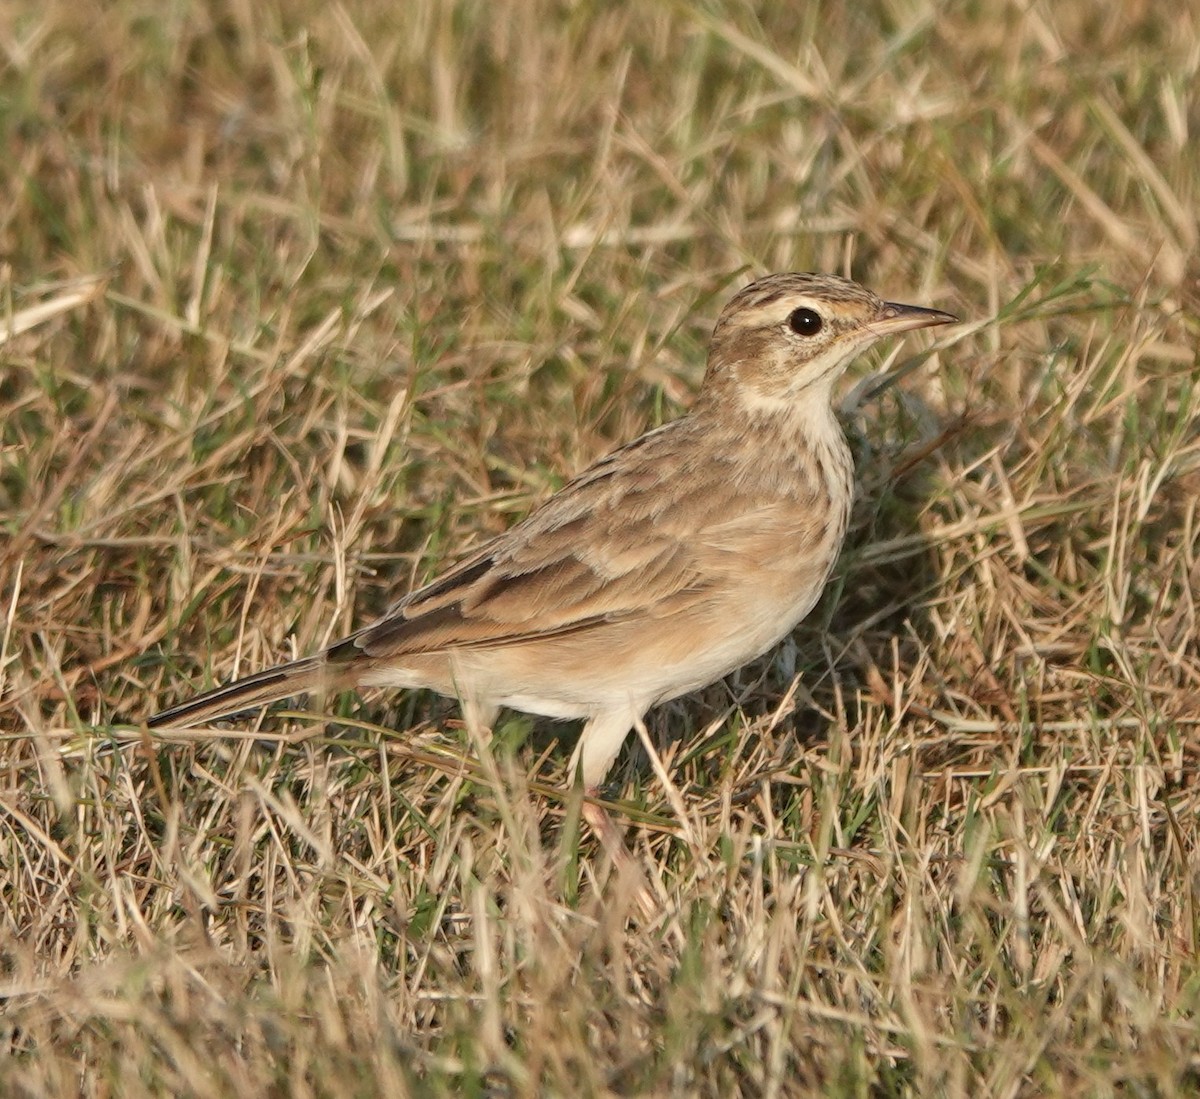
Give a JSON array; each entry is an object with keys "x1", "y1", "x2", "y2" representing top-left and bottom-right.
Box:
[{"x1": 146, "y1": 654, "x2": 331, "y2": 728}]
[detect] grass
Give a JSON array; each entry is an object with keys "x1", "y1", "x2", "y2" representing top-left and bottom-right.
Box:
[{"x1": 2, "y1": 0, "x2": 1199, "y2": 1094}]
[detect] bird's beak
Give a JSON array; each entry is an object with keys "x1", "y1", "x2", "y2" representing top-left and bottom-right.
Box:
[{"x1": 871, "y1": 301, "x2": 958, "y2": 335}]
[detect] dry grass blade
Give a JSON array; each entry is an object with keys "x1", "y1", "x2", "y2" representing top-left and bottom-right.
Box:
[
  {"x1": 3, "y1": 1, "x2": 1199, "y2": 1095},
  {"x1": 0, "y1": 276, "x2": 106, "y2": 346}
]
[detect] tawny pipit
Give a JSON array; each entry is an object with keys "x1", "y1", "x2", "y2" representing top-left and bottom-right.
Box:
[{"x1": 148, "y1": 273, "x2": 956, "y2": 802}]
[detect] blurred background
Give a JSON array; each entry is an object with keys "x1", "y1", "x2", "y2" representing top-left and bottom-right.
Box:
[{"x1": 1, "y1": 2, "x2": 1197, "y2": 1094}]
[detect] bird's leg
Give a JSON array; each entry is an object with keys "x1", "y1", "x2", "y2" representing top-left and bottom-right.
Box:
[
  {"x1": 579, "y1": 792, "x2": 628, "y2": 859},
  {"x1": 456, "y1": 696, "x2": 502, "y2": 800},
  {"x1": 461, "y1": 697, "x2": 500, "y2": 750},
  {"x1": 567, "y1": 710, "x2": 663, "y2": 914},
  {"x1": 569, "y1": 710, "x2": 637, "y2": 851},
  {"x1": 577, "y1": 783, "x2": 662, "y2": 922}
]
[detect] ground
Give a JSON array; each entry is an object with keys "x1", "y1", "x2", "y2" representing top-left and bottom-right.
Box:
[{"x1": 1, "y1": 2, "x2": 1199, "y2": 1095}]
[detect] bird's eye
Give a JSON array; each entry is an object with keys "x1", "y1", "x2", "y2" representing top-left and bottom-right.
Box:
[{"x1": 787, "y1": 307, "x2": 823, "y2": 337}]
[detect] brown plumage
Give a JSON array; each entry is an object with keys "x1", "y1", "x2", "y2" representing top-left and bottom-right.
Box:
[{"x1": 148, "y1": 272, "x2": 956, "y2": 800}]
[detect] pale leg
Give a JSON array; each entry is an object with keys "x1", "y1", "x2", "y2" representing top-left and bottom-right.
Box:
[
  {"x1": 462, "y1": 697, "x2": 500, "y2": 744},
  {"x1": 571, "y1": 708, "x2": 637, "y2": 851},
  {"x1": 570, "y1": 709, "x2": 651, "y2": 884}
]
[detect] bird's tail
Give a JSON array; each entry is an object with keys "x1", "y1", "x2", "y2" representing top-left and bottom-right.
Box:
[{"x1": 146, "y1": 654, "x2": 332, "y2": 728}]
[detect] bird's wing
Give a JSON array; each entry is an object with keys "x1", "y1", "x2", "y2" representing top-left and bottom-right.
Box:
[{"x1": 336, "y1": 419, "x2": 742, "y2": 661}]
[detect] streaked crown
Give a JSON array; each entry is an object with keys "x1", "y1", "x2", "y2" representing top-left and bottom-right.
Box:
[{"x1": 702, "y1": 272, "x2": 956, "y2": 407}]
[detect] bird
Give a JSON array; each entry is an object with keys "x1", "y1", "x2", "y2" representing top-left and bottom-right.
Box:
[{"x1": 147, "y1": 272, "x2": 956, "y2": 831}]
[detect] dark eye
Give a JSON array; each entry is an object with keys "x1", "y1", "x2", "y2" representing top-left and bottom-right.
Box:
[{"x1": 787, "y1": 307, "x2": 823, "y2": 337}]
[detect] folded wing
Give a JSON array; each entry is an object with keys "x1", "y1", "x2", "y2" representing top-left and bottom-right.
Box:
[{"x1": 331, "y1": 419, "x2": 736, "y2": 662}]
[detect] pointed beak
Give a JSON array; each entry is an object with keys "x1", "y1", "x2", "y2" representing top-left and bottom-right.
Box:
[{"x1": 870, "y1": 301, "x2": 958, "y2": 336}]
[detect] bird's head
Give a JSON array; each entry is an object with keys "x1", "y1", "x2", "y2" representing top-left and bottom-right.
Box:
[{"x1": 703, "y1": 272, "x2": 956, "y2": 414}]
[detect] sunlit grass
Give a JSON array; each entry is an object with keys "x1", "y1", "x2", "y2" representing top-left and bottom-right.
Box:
[{"x1": 2, "y1": 1, "x2": 1199, "y2": 1094}]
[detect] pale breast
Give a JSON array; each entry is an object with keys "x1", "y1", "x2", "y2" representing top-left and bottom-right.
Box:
[{"x1": 357, "y1": 403, "x2": 855, "y2": 722}]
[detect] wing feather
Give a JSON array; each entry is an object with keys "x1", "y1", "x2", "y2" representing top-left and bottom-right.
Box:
[{"x1": 342, "y1": 418, "x2": 732, "y2": 661}]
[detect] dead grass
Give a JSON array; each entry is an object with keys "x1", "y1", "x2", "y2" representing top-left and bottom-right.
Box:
[{"x1": 2, "y1": 0, "x2": 1199, "y2": 1094}]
